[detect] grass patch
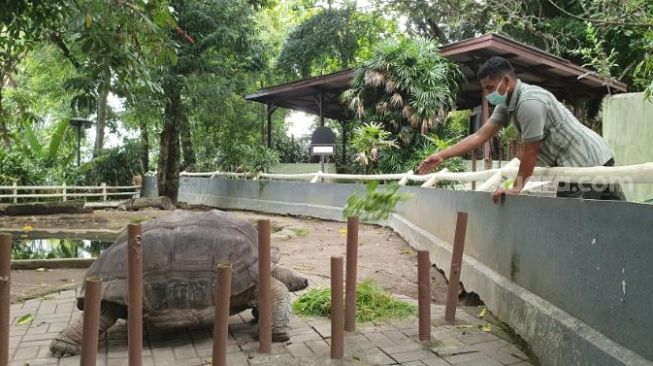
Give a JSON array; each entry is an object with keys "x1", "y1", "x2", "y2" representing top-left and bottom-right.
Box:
[
  {"x1": 290, "y1": 227, "x2": 310, "y2": 237},
  {"x1": 129, "y1": 216, "x2": 148, "y2": 224},
  {"x1": 293, "y1": 279, "x2": 416, "y2": 323}
]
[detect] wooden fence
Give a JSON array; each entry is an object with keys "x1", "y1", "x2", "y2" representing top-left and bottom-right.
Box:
[{"x1": 0, "y1": 183, "x2": 141, "y2": 203}]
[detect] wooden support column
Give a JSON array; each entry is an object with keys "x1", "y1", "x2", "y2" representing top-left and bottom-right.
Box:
[
  {"x1": 340, "y1": 120, "x2": 347, "y2": 167},
  {"x1": 266, "y1": 103, "x2": 277, "y2": 149},
  {"x1": 319, "y1": 92, "x2": 325, "y2": 127}
]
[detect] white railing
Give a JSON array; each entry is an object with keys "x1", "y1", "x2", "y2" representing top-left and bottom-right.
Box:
[
  {"x1": 0, "y1": 183, "x2": 141, "y2": 203},
  {"x1": 179, "y1": 159, "x2": 653, "y2": 193}
]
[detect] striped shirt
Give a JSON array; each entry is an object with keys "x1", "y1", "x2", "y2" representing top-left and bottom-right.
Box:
[{"x1": 489, "y1": 80, "x2": 613, "y2": 167}]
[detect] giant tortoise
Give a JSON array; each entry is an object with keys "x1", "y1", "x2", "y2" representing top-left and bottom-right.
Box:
[{"x1": 50, "y1": 209, "x2": 308, "y2": 357}]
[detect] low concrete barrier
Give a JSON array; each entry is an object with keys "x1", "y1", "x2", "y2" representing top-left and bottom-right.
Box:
[{"x1": 143, "y1": 175, "x2": 653, "y2": 365}]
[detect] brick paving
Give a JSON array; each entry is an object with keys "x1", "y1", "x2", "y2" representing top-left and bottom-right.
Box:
[{"x1": 8, "y1": 288, "x2": 534, "y2": 366}]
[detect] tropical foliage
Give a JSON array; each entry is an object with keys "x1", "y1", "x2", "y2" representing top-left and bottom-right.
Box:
[
  {"x1": 350, "y1": 122, "x2": 398, "y2": 174},
  {"x1": 0, "y1": 0, "x2": 651, "y2": 199},
  {"x1": 342, "y1": 38, "x2": 465, "y2": 148},
  {"x1": 277, "y1": 5, "x2": 391, "y2": 79},
  {"x1": 343, "y1": 181, "x2": 413, "y2": 221}
]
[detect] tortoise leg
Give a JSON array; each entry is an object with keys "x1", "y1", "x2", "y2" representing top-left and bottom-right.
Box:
[
  {"x1": 270, "y1": 278, "x2": 291, "y2": 342},
  {"x1": 272, "y1": 267, "x2": 309, "y2": 292},
  {"x1": 250, "y1": 306, "x2": 259, "y2": 324},
  {"x1": 50, "y1": 302, "x2": 122, "y2": 358}
]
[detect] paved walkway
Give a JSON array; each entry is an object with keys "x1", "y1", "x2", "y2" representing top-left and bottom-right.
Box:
[{"x1": 8, "y1": 289, "x2": 534, "y2": 366}]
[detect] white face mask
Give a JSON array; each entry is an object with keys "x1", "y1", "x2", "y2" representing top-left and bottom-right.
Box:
[{"x1": 486, "y1": 78, "x2": 508, "y2": 106}]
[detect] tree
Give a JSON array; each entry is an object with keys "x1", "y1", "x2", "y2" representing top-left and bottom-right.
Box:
[
  {"x1": 56, "y1": 0, "x2": 175, "y2": 157},
  {"x1": 374, "y1": 0, "x2": 492, "y2": 44},
  {"x1": 277, "y1": 5, "x2": 392, "y2": 79},
  {"x1": 0, "y1": 0, "x2": 70, "y2": 148},
  {"x1": 156, "y1": 0, "x2": 269, "y2": 201},
  {"x1": 376, "y1": 0, "x2": 653, "y2": 98},
  {"x1": 341, "y1": 37, "x2": 464, "y2": 148}
]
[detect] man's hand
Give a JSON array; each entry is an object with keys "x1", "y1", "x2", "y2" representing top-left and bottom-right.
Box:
[
  {"x1": 491, "y1": 187, "x2": 521, "y2": 204},
  {"x1": 418, "y1": 153, "x2": 444, "y2": 175}
]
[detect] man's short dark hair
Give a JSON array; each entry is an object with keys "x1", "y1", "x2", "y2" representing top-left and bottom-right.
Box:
[{"x1": 477, "y1": 56, "x2": 516, "y2": 80}]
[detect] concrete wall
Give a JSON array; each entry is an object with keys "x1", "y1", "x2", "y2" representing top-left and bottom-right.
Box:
[
  {"x1": 603, "y1": 93, "x2": 653, "y2": 202},
  {"x1": 143, "y1": 175, "x2": 653, "y2": 365}
]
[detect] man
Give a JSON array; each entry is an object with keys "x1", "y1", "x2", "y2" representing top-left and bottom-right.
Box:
[{"x1": 418, "y1": 56, "x2": 624, "y2": 202}]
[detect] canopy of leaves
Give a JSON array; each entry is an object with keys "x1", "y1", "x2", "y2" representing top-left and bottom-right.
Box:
[
  {"x1": 377, "y1": 0, "x2": 653, "y2": 97},
  {"x1": 276, "y1": 6, "x2": 391, "y2": 79}
]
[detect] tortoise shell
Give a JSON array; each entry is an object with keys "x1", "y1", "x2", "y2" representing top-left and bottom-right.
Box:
[{"x1": 79, "y1": 210, "x2": 279, "y2": 313}]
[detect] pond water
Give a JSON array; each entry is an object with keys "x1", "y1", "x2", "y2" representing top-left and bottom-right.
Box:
[{"x1": 11, "y1": 239, "x2": 113, "y2": 260}]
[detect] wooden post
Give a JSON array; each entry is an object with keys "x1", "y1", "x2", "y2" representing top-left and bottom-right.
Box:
[
  {"x1": 212, "y1": 263, "x2": 232, "y2": 366},
  {"x1": 101, "y1": 183, "x2": 107, "y2": 201},
  {"x1": 257, "y1": 220, "x2": 272, "y2": 353},
  {"x1": 12, "y1": 182, "x2": 17, "y2": 204},
  {"x1": 127, "y1": 224, "x2": 143, "y2": 366},
  {"x1": 417, "y1": 250, "x2": 431, "y2": 341},
  {"x1": 445, "y1": 212, "x2": 469, "y2": 322},
  {"x1": 344, "y1": 216, "x2": 359, "y2": 332},
  {"x1": 0, "y1": 234, "x2": 11, "y2": 366},
  {"x1": 330, "y1": 256, "x2": 344, "y2": 360},
  {"x1": 62, "y1": 183, "x2": 67, "y2": 202},
  {"x1": 80, "y1": 277, "x2": 102, "y2": 366}
]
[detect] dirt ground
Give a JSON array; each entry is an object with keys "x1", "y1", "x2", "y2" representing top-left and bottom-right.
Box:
[{"x1": 3, "y1": 208, "x2": 453, "y2": 305}]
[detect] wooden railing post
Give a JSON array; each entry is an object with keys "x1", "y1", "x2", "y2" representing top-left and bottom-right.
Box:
[
  {"x1": 62, "y1": 183, "x2": 67, "y2": 202},
  {"x1": 101, "y1": 183, "x2": 107, "y2": 201},
  {"x1": 1, "y1": 234, "x2": 11, "y2": 366},
  {"x1": 212, "y1": 263, "x2": 232, "y2": 366},
  {"x1": 80, "y1": 277, "x2": 102, "y2": 366},
  {"x1": 445, "y1": 212, "x2": 469, "y2": 322},
  {"x1": 418, "y1": 250, "x2": 431, "y2": 341},
  {"x1": 345, "y1": 217, "x2": 359, "y2": 332},
  {"x1": 330, "y1": 256, "x2": 344, "y2": 359},
  {"x1": 127, "y1": 224, "x2": 143, "y2": 366},
  {"x1": 257, "y1": 220, "x2": 272, "y2": 353},
  {"x1": 12, "y1": 182, "x2": 17, "y2": 203}
]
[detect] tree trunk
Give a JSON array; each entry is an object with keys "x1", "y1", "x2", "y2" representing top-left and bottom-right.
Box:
[
  {"x1": 93, "y1": 71, "x2": 111, "y2": 158},
  {"x1": 118, "y1": 196, "x2": 175, "y2": 211},
  {"x1": 0, "y1": 81, "x2": 11, "y2": 148},
  {"x1": 158, "y1": 84, "x2": 181, "y2": 202},
  {"x1": 0, "y1": 200, "x2": 91, "y2": 216},
  {"x1": 179, "y1": 112, "x2": 196, "y2": 170},
  {"x1": 139, "y1": 119, "x2": 149, "y2": 172}
]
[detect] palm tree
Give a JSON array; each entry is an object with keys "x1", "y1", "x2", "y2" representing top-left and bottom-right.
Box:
[
  {"x1": 351, "y1": 122, "x2": 399, "y2": 174},
  {"x1": 342, "y1": 38, "x2": 464, "y2": 148}
]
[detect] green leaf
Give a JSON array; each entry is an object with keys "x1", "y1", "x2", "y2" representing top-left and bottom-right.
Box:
[
  {"x1": 47, "y1": 119, "x2": 69, "y2": 161},
  {"x1": 21, "y1": 120, "x2": 42, "y2": 157},
  {"x1": 16, "y1": 314, "x2": 34, "y2": 325},
  {"x1": 84, "y1": 14, "x2": 93, "y2": 28}
]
